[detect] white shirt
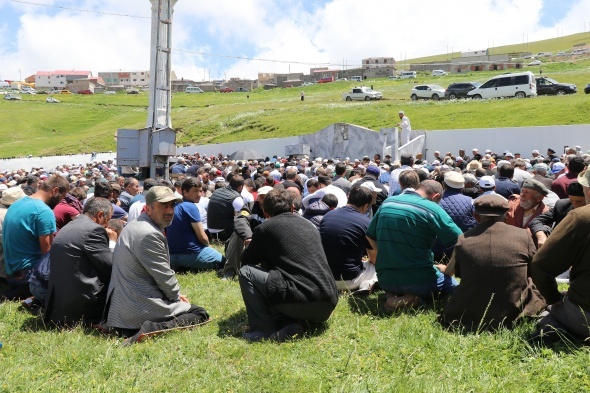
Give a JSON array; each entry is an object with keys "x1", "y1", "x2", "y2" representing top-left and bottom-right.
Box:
[{"x1": 301, "y1": 185, "x2": 347, "y2": 209}]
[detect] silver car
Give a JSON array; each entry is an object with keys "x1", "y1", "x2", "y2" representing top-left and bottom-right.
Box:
[{"x1": 410, "y1": 85, "x2": 446, "y2": 101}]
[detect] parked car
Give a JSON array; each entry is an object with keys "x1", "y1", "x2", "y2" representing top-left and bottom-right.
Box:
[
  {"x1": 302, "y1": 82, "x2": 314, "y2": 86},
  {"x1": 388, "y1": 75, "x2": 399, "y2": 79},
  {"x1": 467, "y1": 71, "x2": 536, "y2": 99},
  {"x1": 350, "y1": 76, "x2": 362, "y2": 82},
  {"x1": 219, "y1": 87, "x2": 234, "y2": 93},
  {"x1": 104, "y1": 91, "x2": 116, "y2": 95},
  {"x1": 556, "y1": 51, "x2": 568, "y2": 56},
  {"x1": 342, "y1": 86, "x2": 382, "y2": 101},
  {"x1": 571, "y1": 48, "x2": 589, "y2": 55},
  {"x1": 585, "y1": 83, "x2": 590, "y2": 94},
  {"x1": 528, "y1": 60, "x2": 542, "y2": 66},
  {"x1": 399, "y1": 71, "x2": 417, "y2": 79},
  {"x1": 410, "y1": 84, "x2": 446, "y2": 101},
  {"x1": 78, "y1": 90, "x2": 93, "y2": 95},
  {"x1": 236, "y1": 87, "x2": 250, "y2": 92},
  {"x1": 317, "y1": 76, "x2": 334, "y2": 83},
  {"x1": 263, "y1": 84, "x2": 278, "y2": 90},
  {"x1": 126, "y1": 89, "x2": 139, "y2": 94},
  {"x1": 535, "y1": 77, "x2": 577, "y2": 95},
  {"x1": 21, "y1": 90, "x2": 37, "y2": 95},
  {"x1": 536, "y1": 52, "x2": 552, "y2": 58},
  {"x1": 4, "y1": 93, "x2": 21, "y2": 100},
  {"x1": 185, "y1": 86, "x2": 204, "y2": 94},
  {"x1": 59, "y1": 90, "x2": 73, "y2": 95},
  {"x1": 431, "y1": 70, "x2": 448, "y2": 76},
  {"x1": 444, "y1": 82, "x2": 482, "y2": 99},
  {"x1": 46, "y1": 97, "x2": 60, "y2": 103}
]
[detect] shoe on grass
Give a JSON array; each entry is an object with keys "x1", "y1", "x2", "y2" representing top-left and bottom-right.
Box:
[
  {"x1": 269, "y1": 323, "x2": 305, "y2": 343},
  {"x1": 242, "y1": 330, "x2": 271, "y2": 342}
]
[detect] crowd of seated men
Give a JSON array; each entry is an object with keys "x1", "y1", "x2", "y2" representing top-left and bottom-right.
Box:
[{"x1": 1, "y1": 144, "x2": 589, "y2": 344}]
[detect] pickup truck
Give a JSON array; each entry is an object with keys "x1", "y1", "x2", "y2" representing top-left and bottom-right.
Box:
[{"x1": 342, "y1": 86, "x2": 382, "y2": 101}]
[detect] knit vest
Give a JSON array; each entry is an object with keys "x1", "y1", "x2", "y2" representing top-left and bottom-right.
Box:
[{"x1": 208, "y1": 187, "x2": 241, "y2": 230}]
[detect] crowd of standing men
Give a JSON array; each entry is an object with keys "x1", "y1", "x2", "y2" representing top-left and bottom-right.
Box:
[{"x1": 1, "y1": 143, "x2": 590, "y2": 344}]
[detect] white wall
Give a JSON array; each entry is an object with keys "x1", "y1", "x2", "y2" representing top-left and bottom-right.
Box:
[
  {"x1": 425, "y1": 125, "x2": 590, "y2": 161},
  {"x1": 3, "y1": 124, "x2": 589, "y2": 172}
]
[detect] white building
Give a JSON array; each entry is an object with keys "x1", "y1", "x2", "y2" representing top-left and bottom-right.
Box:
[
  {"x1": 98, "y1": 70, "x2": 151, "y2": 87},
  {"x1": 362, "y1": 57, "x2": 396, "y2": 69},
  {"x1": 34, "y1": 70, "x2": 93, "y2": 89}
]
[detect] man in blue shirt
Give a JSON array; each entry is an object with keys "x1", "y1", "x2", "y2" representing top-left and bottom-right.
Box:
[
  {"x1": 2, "y1": 175, "x2": 69, "y2": 300},
  {"x1": 367, "y1": 180, "x2": 462, "y2": 312},
  {"x1": 167, "y1": 178, "x2": 225, "y2": 271}
]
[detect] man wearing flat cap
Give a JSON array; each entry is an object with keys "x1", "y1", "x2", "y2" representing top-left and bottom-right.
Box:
[
  {"x1": 530, "y1": 170, "x2": 590, "y2": 343},
  {"x1": 440, "y1": 195, "x2": 546, "y2": 330},
  {"x1": 505, "y1": 178, "x2": 550, "y2": 229},
  {"x1": 105, "y1": 186, "x2": 209, "y2": 344}
]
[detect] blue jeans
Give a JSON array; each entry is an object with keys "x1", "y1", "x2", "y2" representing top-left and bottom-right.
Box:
[
  {"x1": 381, "y1": 271, "x2": 458, "y2": 300},
  {"x1": 170, "y1": 247, "x2": 224, "y2": 271},
  {"x1": 29, "y1": 282, "x2": 47, "y2": 303}
]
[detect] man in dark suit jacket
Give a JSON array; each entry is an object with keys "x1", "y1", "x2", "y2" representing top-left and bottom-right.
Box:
[{"x1": 44, "y1": 197, "x2": 118, "y2": 326}]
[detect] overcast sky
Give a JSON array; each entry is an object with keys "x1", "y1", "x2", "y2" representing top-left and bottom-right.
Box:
[{"x1": 0, "y1": 0, "x2": 587, "y2": 81}]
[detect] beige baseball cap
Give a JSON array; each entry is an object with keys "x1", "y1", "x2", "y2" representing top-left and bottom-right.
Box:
[{"x1": 146, "y1": 186, "x2": 182, "y2": 205}]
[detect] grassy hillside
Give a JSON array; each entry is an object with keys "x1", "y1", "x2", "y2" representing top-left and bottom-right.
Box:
[
  {"x1": 1, "y1": 57, "x2": 589, "y2": 157},
  {"x1": 405, "y1": 31, "x2": 590, "y2": 66}
]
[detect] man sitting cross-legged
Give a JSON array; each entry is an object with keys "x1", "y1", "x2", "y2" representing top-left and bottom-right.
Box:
[
  {"x1": 439, "y1": 195, "x2": 546, "y2": 331},
  {"x1": 166, "y1": 178, "x2": 225, "y2": 272},
  {"x1": 238, "y1": 189, "x2": 338, "y2": 342},
  {"x1": 320, "y1": 186, "x2": 377, "y2": 292},
  {"x1": 105, "y1": 186, "x2": 209, "y2": 344},
  {"x1": 530, "y1": 169, "x2": 590, "y2": 343},
  {"x1": 366, "y1": 180, "x2": 462, "y2": 312},
  {"x1": 44, "y1": 197, "x2": 118, "y2": 326}
]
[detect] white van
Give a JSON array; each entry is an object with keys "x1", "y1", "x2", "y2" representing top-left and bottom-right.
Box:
[
  {"x1": 185, "y1": 86, "x2": 204, "y2": 94},
  {"x1": 431, "y1": 70, "x2": 447, "y2": 76},
  {"x1": 399, "y1": 71, "x2": 417, "y2": 79},
  {"x1": 467, "y1": 71, "x2": 536, "y2": 99},
  {"x1": 350, "y1": 76, "x2": 362, "y2": 82}
]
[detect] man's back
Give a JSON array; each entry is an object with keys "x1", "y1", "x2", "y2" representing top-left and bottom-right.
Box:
[
  {"x1": 442, "y1": 221, "x2": 543, "y2": 329},
  {"x1": 2, "y1": 197, "x2": 55, "y2": 275},
  {"x1": 332, "y1": 177, "x2": 352, "y2": 195},
  {"x1": 494, "y1": 177, "x2": 521, "y2": 199},
  {"x1": 367, "y1": 191, "x2": 461, "y2": 287},
  {"x1": 320, "y1": 206, "x2": 370, "y2": 281},
  {"x1": 242, "y1": 213, "x2": 338, "y2": 307},
  {"x1": 532, "y1": 204, "x2": 590, "y2": 312},
  {"x1": 208, "y1": 186, "x2": 242, "y2": 231},
  {"x1": 439, "y1": 189, "x2": 477, "y2": 232},
  {"x1": 44, "y1": 215, "x2": 112, "y2": 325}
]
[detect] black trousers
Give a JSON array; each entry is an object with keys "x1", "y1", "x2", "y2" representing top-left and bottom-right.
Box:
[{"x1": 115, "y1": 305, "x2": 209, "y2": 342}]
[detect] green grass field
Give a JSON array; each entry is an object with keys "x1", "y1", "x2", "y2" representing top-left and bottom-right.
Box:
[
  {"x1": 1, "y1": 57, "x2": 589, "y2": 158},
  {"x1": 404, "y1": 31, "x2": 590, "y2": 66},
  {"x1": 1, "y1": 267, "x2": 588, "y2": 392}
]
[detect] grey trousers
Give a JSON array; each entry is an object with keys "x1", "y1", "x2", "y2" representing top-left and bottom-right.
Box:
[
  {"x1": 223, "y1": 232, "x2": 243, "y2": 276},
  {"x1": 238, "y1": 265, "x2": 335, "y2": 333},
  {"x1": 538, "y1": 296, "x2": 590, "y2": 339}
]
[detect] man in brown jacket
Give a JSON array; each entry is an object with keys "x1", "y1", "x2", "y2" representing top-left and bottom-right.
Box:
[
  {"x1": 505, "y1": 178, "x2": 549, "y2": 230},
  {"x1": 439, "y1": 195, "x2": 546, "y2": 330},
  {"x1": 530, "y1": 170, "x2": 590, "y2": 343}
]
